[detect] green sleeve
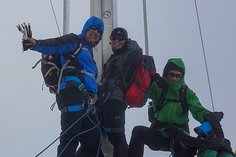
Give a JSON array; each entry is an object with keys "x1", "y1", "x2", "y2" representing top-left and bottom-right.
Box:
[{"x1": 187, "y1": 89, "x2": 210, "y2": 123}]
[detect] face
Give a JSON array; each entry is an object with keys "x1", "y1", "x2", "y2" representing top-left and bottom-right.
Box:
[
  {"x1": 110, "y1": 38, "x2": 126, "y2": 50},
  {"x1": 167, "y1": 70, "x2": 182, "y2": 84},
  {"x1": 85, "y1": 28, "x2": 101, "y2": 46}
]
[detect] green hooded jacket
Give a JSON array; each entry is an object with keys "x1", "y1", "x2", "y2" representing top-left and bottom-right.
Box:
[{"x1": 150, "y1": 58, "x2": 209, "y2": 132}]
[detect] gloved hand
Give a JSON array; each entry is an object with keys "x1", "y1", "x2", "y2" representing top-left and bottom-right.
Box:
[
  {"x1": 17, "y1": 22, "x2": 32, "y2": 38},
  {"x1": 151, "y1": 73, "x2": 169, "y2": 91},
  {"x1": 17, "y1": 22, "x2": 34, "y2": 51},
  {"x1": 204, "y1": 111, "x2": 224, "y2": 137},
  {"x1": 22, "y1": 38, "x2": 36, "y2": 51}
]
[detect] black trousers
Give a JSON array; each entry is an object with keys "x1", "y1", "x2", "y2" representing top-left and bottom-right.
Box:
[
  {"x1": 100, "y1": 99, "x2": 128, "y2": 157},
  {"x1": 57, "y1": 111, "x2": 102, "y2": 157},
  {"x1": 56, "y1": 83, "x2": 102, "y2": 157},
  {"x1": 128, "y1": 126, "x2": 197, "y2": 157}
]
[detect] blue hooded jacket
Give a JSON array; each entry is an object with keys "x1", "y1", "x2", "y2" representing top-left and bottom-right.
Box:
[{"x1": 32, "y1": 16, "x2": 104, "y2": 94}]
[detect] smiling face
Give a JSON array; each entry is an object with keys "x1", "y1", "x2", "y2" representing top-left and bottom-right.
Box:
[
  {"x1": 109, "y1": 27, "x2": 128, "y2": 51},
  {"x1": 85, "y1": 28, "x2": 101, "y2": 47},
  {"x1": 110, "y1": 38, "x2": 126, "y2": 50}
]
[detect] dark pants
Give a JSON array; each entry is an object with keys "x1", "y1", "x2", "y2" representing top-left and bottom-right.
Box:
[
  {"x1": 100, "y1": 99, "x2": 128, "y2": 157},
  {"x1": 128, "y1": 126, "x2": 197, "y2": 157},
  {"x1": 56, "y1": 82, "x2": 102, "y2": 157}
]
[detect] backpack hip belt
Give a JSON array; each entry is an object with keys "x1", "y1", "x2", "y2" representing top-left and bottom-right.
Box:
[
  {"x1": 60, "y1": 76, "x2": 81, "y2": 89},
  {"x1": 59, "y1": 76, "x2": 91, "y2": 100},
  {"x1": 61, "y1": 104, "x2": 85, "y2": 114}
]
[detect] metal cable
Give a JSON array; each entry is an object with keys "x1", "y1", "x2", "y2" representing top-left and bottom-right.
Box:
[
  {"x1": 194, "y1": 0, "x2": 215, "y2": 111},
  {"x1": 49, "y1": 0, "x2": 61, "y2": 36}
]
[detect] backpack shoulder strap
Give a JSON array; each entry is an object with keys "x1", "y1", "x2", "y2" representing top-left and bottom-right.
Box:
[
  {"x1": 154, "y1": 89, "x2": 167, "y2": 112},
  {"x1": 179, "y1": 84, "x2": 189, "y2": 113},
  {"x1": 71, "y1": 42, "x2": 83, "y2": 58},
  {"x1": 154, "y1": 84, "x2": 188, "y2": 113}
]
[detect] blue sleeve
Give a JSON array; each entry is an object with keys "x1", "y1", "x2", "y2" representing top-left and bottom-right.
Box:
[{"x1": 32, "y1": 33, "x2": 81, "y2": 55}]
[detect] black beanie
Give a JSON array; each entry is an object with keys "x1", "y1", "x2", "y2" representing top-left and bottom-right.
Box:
[
  {"x1": 163, "y1": 62, "x2": 184, "y2": 78},
  {"x1": 110, "y1": 27, "x2": 128, "y2": 41}
]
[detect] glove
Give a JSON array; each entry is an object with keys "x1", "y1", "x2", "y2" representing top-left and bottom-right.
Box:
[
  {"x1": 17, "y1": 22, "x2": 33, "y2": 51},
  {"x1": 17, "y1": 22, "x2": 32, "y2": 39},
  {"x1": 22, "y1": 38, "x2": 35, "y2": 51},
  {"x1": 204, "y1": 111, "x2": 223, "y2": 124},
  {"x1": 204, "y1": 111, "x2": 224, "y2": 137},
  {"x1": 26, "y1": 23, "x2": 32, "y2": 38},
  {"x1": 151, "y1": 73, "x2": 169, "y2": 91}
]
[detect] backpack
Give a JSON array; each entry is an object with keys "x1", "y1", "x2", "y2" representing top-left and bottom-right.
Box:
[
  {"x1": 32, "y1": 44, "x2": 82, "y2": 94},
  {"x1": 125, "y1": 55, "x2": 156, "y2": 108},
  {"x1": 155, "y1": 84, "x2": 189, "y2": 113}
]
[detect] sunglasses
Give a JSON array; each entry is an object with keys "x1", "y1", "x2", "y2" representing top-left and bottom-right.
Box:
[
  {"x1": 168, "y1": 72, "x2": 182, "y2": 79},
  {"x1": 110, "y1": 37, "x2": 126, "y2": 41},
  {"x1": 90, "y1": 25, "x2": 98, "y2": 30}
]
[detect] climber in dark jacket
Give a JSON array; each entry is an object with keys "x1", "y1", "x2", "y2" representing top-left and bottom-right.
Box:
[
  {"x1": 98, "y1": 27, "x2": 142, "y2": 157},
  {"x1": 22, "y1": 16, "x2": 104, "y2": 157},
  {"x1": 128, "y1": 58, "x2": 233, "y2": 157}
]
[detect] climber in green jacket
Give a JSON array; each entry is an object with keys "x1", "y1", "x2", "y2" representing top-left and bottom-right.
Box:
[{"x1": 128, "y1": 58, "x2": 233, "y2": 157}]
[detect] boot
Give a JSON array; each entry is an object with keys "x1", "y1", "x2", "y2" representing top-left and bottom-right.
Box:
[{"x1": 209, "y1": 137, "x2": 233, "y2": 153}]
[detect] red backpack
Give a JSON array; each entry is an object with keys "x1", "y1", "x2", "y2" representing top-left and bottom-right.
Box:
[{"x1": 125, "y1": 55, "x2": 156, "y2": 108}]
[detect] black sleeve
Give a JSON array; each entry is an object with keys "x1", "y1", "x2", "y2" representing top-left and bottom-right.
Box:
[
  {"x1": 122, "y1": 40, "x2": 143, "y2": 86},
  {"x1": 36, "y1": 33, "x2": 80, "y2": 46}
]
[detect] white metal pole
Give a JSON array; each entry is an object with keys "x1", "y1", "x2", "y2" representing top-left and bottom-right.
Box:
[
  {"x1": 100, "y1": 2, "x2": 116, "y2": 155},
  {"x1": 90, "y1": 0, "x2": 102, "y2": 17},
  {"x1": 90, "y1": 0, "x2": 117, "y2": 82},
  {"x1": 143, "y1": 0, "x2": 149, "y2": 55},
  {"x1": 90, "y1": 0, "x2": 103, "y2": 83},
  {"x1": 101, "y1": 0, "x2": 116, "y2": 63},
  {"x1": 63, "y1": 0, "x2": 70, "y2": 35},
  {"x1": 112, "y1": 0, "x2": 118, "y2": 27},
  {"x1": 90, "y1": 1, "x2": 117, "y2": 156}
]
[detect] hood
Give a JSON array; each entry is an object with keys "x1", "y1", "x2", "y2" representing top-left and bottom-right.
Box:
[
  {"x1": 163, "y1": 58, "x2": 185, "y2": 78},
  {"x1": 80, "y1": 16, "x2": 104, "y2": 46},
  {"x1": 163, "y1": 58, "x2": 186, "y2": 100}
]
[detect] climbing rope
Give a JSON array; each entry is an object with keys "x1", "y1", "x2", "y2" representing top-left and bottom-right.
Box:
[
  {"x1": 35, "y1": 105, "x2": 101, "y2": 157},
  {"x1": 49, "y1": 0, "x2": 61, "y2": 36},
  {"x1": 194, "y1": 0, "x2": 215, "y2": 111}
]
